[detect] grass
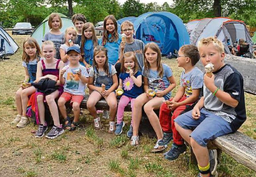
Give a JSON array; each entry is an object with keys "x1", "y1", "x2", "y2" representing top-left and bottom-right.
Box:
[{"x1": 0, "y1": 33, "x2": 255, "y2": 177}]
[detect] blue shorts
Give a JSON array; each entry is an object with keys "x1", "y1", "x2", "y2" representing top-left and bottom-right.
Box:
[{"x1": 174, "y1": 108, "x2": 233, "y2": 147}]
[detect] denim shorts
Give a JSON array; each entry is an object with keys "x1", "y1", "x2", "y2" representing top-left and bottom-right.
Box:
[{"x1": 174, "y1": 108, "x2": 233, "y2": 147}]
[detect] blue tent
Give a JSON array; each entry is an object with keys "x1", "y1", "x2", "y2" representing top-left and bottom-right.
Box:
[{"x1": 133, "y1": 12, "x2": 189, "y2": 55}]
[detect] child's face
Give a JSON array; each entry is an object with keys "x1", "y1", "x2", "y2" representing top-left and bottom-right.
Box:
[
  {"x1": 199, "y1": 43, "x2": 225, "y2": 72},
  {"x1": 121, "y1": 24, "x2": 134, "y2": 39},
  {"x1": 74, "y1": 20, "x2": 85, "y2": 33},
  {"x1": 106, "y1": 19, "x2": 115, "y2": 33},
  {"x1": 67, "y1": 51, "x2": 80, "y2": 65},
  {"x1": 66, "y1": 29, "x2": 77, "y2": 42},
  {"x1": 24, "y1": 43, "x2": 36, "y2": 59},
  {"x1": 124, "y1": 57, "x2": 135, "y2": 70},
  {"x1": 51, "y1": 16, "x2": 61, "y2": 30},
  {"x1": 145, "y1": 48, "x2": 157, "y2": 65},
  {"x1": 84, "y1": 27, "x2": 93, "y2": 39},
  {"x1": 95, "y1": 51, "x2": 107, "y2": 66},
  {"x1": 42, "y1": 44, "x2": 55, "y2": 60},
  {"x1": 176, "y1": 50, "x2": 188, "y2": 68}
]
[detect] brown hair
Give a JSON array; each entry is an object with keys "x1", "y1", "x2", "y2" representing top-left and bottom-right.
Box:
[
  {"x1": 48, "y1": 13, "x2": 62, "y2": 29},
  {"x1": 144, "y1": 42, "x2": 163, "y2": 77},
  {"x1": 121, "y1": 21, "x2": 134, "y2": 31},
  {"x1": 121, "y1": 52, "x2": 139, "y2": 73},
  {"x1": 81, "y1": 22, "x2": 98, "y2": 56},
  {"x1": 179, "y1": 44, "x2": 200, "y2": 66},
  {"x1": 93, "y1": 46, "x2": 110, "y2": 76},
  {"x1": 198, "y1": 36, "x2": 224, "y2": 53},
  {"x1": 102, "y1": 15, "x2": 118, "y2": 45},
  {"x1": 71, "y1": 13, "x2": 87, "y2": 24},
  {"x1": 22, "y1": 37, "x2": 41, "y2": 63}
]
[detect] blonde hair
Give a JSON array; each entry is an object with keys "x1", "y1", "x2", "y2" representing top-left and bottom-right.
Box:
[
  {"x1": 22, "y1": 37, "x2": 41, "y2": 63},
  {"x1": 198, "y1": 37, "x2": 224, "y2": 53},
  {"x1": 93, "y1": 46, "x2": 110, "y2": 76},
  {"x1": 48, "y1": 13, "x2": 62, "y2": 29},
  {"x1": 41, "y1": 40, "x2": 55, "y2": 51},
  {"x1": 81, "y1": 22, "x2": 98, "y2": 56},
  {"x1": 121, "y1": 52, "x2": 139, "y2": 73},
  {"x1": 64, "y1": 26, "x2": 77, "y2": 42},
  {"x1": 144, "y1": 42, "x2": 163, "y2": 77},
  {"x1": 121, "y1": 21, "x2": 134, "y2": 31}
]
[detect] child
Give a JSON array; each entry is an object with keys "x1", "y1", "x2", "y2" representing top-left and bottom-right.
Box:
[
  {"x1": 43, "y1": 13, "x2": 64, "y2": 59},
  {"x1": 115, "y1": 52, "x2": 143, "y2": 135},
  {"x1": 99, "y1": 15, "x2": 122, "y2": 66},
  {"x1": 58, "y1": 46, "x2": 89, "y2": 131},
  {"x1": 35, "y1": 40, "x2": 65, "y2": 139},
  {"x1": 87, "y1": 46, "x2": 118, "y2": 133},
  {"x1": 175, "y1": 37, "x2": 246, "y2": 177},
  {"x1": 159, "y1": 45, "x2": 203, "y2": 161},
  {"x1": 59, "y1": 27, "x2": 79, "y2": 65},
  {"x1": 80, "y1": 22, "x2": 98, "y2": 68},
  {"x1": 71, "y1": 13, "x2": 87, "y2": 45},
  {"x1": 131, "y1": 42, "x2": 176, "y2": 151},
  {"x1": 11, "y1": 37, "x2": 41, "y2": 128}
]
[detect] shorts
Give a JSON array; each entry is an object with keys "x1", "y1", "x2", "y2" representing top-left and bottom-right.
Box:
[
  {"x1": 60, "y1": 92, "x2": 84, "y2": 104},
  {"x1": 174, "y1": 108, "x2": 233, "y2": 147}
]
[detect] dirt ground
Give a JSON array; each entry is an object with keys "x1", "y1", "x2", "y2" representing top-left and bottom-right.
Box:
[{"x1": 0, "y1": 33, "x2": 255, "y2": 177}]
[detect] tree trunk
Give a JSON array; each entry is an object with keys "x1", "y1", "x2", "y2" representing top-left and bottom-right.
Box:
[
  {"x1": 67, "y1": 0, "x2": 73, "y2": 17},
  {"x1": 213, "y1": 0, "x2": 221, "y2": 17}
]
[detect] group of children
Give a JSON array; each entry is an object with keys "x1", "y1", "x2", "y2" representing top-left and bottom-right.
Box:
[{"x1": 12, "y1": 12, "x2": 246, "y2": 177}]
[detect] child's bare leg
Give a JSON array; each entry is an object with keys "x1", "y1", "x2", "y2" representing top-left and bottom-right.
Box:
[
  {"x1": 175, "y1": 122, "x2": 193, "y2": 145},
  {"x1": 21, "y1": 87, "x2": 36, "y2": 117},
  {"x1": 105, "y1": 92, "x2": 117, "y2": 121},
  {"x1": 15, "y1": 88, "x2": 22, "y2": 115},
  {"x1": 87, "y1": 91, "x2": 102, "y2": 118},
  {"x1": 45, "y1": 90, "x2": 60, "y2": 127},
  {"x1": 72, "y1": 102, "x2": 80, "y2": 122},
  {"x1": 58, "y1": 97, "x2": 68, "y2": 119},
  {"x1": 37, "y1": 94, "x2": 45, "y2": 125},
  {"x1": 144, "y1": 97, "x2": 165, "y2": 140}
]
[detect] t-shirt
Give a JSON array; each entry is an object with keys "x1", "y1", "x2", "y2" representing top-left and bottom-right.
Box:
[
  {"x1": 75, "y1": 34, "x2": 82, "y2": 45},
  {"x1": 142, "y1": 64, "x2": 173, "y2": 98},
  {"x1": 62, "y1": 64, "x2": 89, "y2": 95},
  {"x1": 180, "y1": 67, "x2": 203, "y2": 97},
  {"x1": 83, "y1": 39, "x2": 94, "y2": 65},
  {"x1": 22, "y1": 59, "x2": 37, "y2": 67},
  {"x1": 119, "y1": 39, "x2": 145, "y2": 71},
  {"x1": 43, "y1": 32, "x2": 64, "y2": 59},
  {"x1": 119, "y1": 71, "x2": 143, "y2": 98},
  {"x1": 203, "y1": 64, "x2": 246, "y2": 132}
]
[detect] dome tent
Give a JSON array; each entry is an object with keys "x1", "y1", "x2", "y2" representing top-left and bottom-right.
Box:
[
  {"x1": 133, "y1": 11, "x2": 190, "y2": 55},
  {"x1": 31, "y1": 13, "x2": 74, "y2": 47}
]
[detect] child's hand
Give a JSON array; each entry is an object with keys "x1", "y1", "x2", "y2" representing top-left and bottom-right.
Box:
[
  {"x1": 169, "y1": 100, "x2": 178, "y2": 110},
  {"x1": 120, "y1": 42, "x2": 125, "y2": 50},
  {"x1": 192, "y1": 106, "x2": 200, "y2": 119},
  {"x1": 204, "y1": 74, "x2": 215, "y2": 90},
  {"x1": 129, "y1": 69, "x2": 134, "y2": 76},
  {"x1": 85, "y1": 64, "x2": 91, "y2": 69},
  {"x1": 60, "y1": 69, "x2": 66, "y2": 76},
  {"x1": 101, "y1": 89, "x2": 110, "y2": 97},
  {"x1": 76, "y1": 69, "x2": 81, "y2": 77},
  {"x1": 155, "y1": 90, "x2": 165, "y2": 97}
]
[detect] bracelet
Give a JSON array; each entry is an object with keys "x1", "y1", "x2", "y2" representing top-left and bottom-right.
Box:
[{"x1": 213, "y1": 88, "x2": 219, "y2": 96}]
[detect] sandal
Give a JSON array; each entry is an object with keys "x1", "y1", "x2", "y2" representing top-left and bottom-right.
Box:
[
  {"x1": 94, "y1": 117, "x2": 102, "y2": 130},
  {"x1": 131, "y1": 136, "x2": 139, "y2": 146},
  {"x1": 64, "y1": 116, "x2": 72, "y2": 130},
  {"x1": 69, "y1": 121, "x2": 79, "y2": 131},
  {"x1": 151, "y1": 139, "x2": 167, "y2": 153}
]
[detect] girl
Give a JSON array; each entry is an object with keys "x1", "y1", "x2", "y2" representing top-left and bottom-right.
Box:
[
  {"x1": 131, "y1": 43, "x2": 176, "y2": 152},
  {"x1": 115, "y1": 52, "x2": 143, "y2": 135},
  {"x1": 80, "y1": 22, "x2": 98, "y2": 68},
  {"x1": 99, "y1": 15, "x2": 122, "y2": 66},
  {"x1": 44, "y1": 13, "x2": 64, "y2": 59},
  {"x1": 87, "y1": 46, "x2": 118, "y2": 133},
  {"x1": 11, "y1": 37, "x2": 41, "y2": 128},
  {"x1": 35, "y1": 40, "x2": 64, "y2": 139},
  {"x1": 60, "y1": 26, "x2": 79, "y2": 65}
]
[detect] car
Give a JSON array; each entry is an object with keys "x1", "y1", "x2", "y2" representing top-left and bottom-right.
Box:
[
  {"x1": 12, "y1": 22, "x2": 34, "y2": 35},
  {"x1": 95, "y1": 21, "x2": 104, "y2": 36}
]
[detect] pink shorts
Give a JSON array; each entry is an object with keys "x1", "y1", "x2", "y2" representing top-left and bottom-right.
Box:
[{"x1": 60, "y1": 92, "x2": 84, "y2": 104}]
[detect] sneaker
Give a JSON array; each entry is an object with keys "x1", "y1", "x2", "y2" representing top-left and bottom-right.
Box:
[
  {"x1": 11, "y1": 114, "x2": 21, "y2": 124},
  {"x1": 127, "y1": 125, "x2": 133, "y2": 138},
  {"x1": 45, "y1": 125, "x2": 64, "y2": 139},
  {"x1": 109, "y1": 121, "x2": 115, "y2": 133},
  {"x1": 35, "y1": 124, "x2": 48, "y2": 138},
  {"x1": 164, "y1": 143, "x2": 186, "y2": 161},
  {"x1": 102, "y1": 110, "x2": 109, "y2": 119},
  {"x1": 115, "y1": 121, "x2": 125, "y2": 135},
  {"x1": 131, "y1": 136, "x2": 139, "y2": 146},
  {"x1": 16, "y1": 116, "x2": 30, "y2": 128},
  {"x1": 94, "y1": 117, "x2": 102, "y2": 130},
  {"x1": 197, "y1": 172, "x2": 216, "y2": 177},
  {"x1": 158, "y1": 132, "x2": 173, "y2": 146},
  {"x1": 209, "y1": 149, "x2": 218, "y2": 176},
  {"x1": 151, "y1": 139, "x2": 167, "y2": 153}
]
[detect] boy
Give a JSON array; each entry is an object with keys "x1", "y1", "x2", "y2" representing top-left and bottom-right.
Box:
[
  {"x1": 175, "y1": 37, "x2": 246, "y2": 177},
  {"x1": 71, "y1": 13, "x2": 87, "y2": 45},
  {"x1": 58, "y1": 45, "x2": 89, "y2": 131},
  {"x1": 159, "y1": 45, "x2": 203, "y2": 158}
]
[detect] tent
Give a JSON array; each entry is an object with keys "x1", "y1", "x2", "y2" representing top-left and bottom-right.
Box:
[
  {"x1": 0, "y1": 26, "x2": 19, "y2": 59},
  {"x1": 133, "y1": 12, "x2": 190, "y2": 55},
  {"x1": 31, "y1": 13, "x2": 74, "y2": 46},
  {"x1": 187, "y1": 17, "x2": 253, "y2": 54}
]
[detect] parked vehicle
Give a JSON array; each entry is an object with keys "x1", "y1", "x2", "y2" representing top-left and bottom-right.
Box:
[
  {"x1": 12, "y1": 22, "x2": 34, "y2": 35},
  {"x1": 95, "y1": 21, "x2": 103, "y2": 36}
]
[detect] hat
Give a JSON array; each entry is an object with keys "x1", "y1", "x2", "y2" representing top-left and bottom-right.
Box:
[{"x1": 67, "y1": 45, "x2": 80, "y2": 54}]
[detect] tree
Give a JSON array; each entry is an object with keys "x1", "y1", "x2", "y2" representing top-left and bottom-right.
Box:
[{"x1": 122, "y1": 0, "x2": 144, "y2": 17}]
